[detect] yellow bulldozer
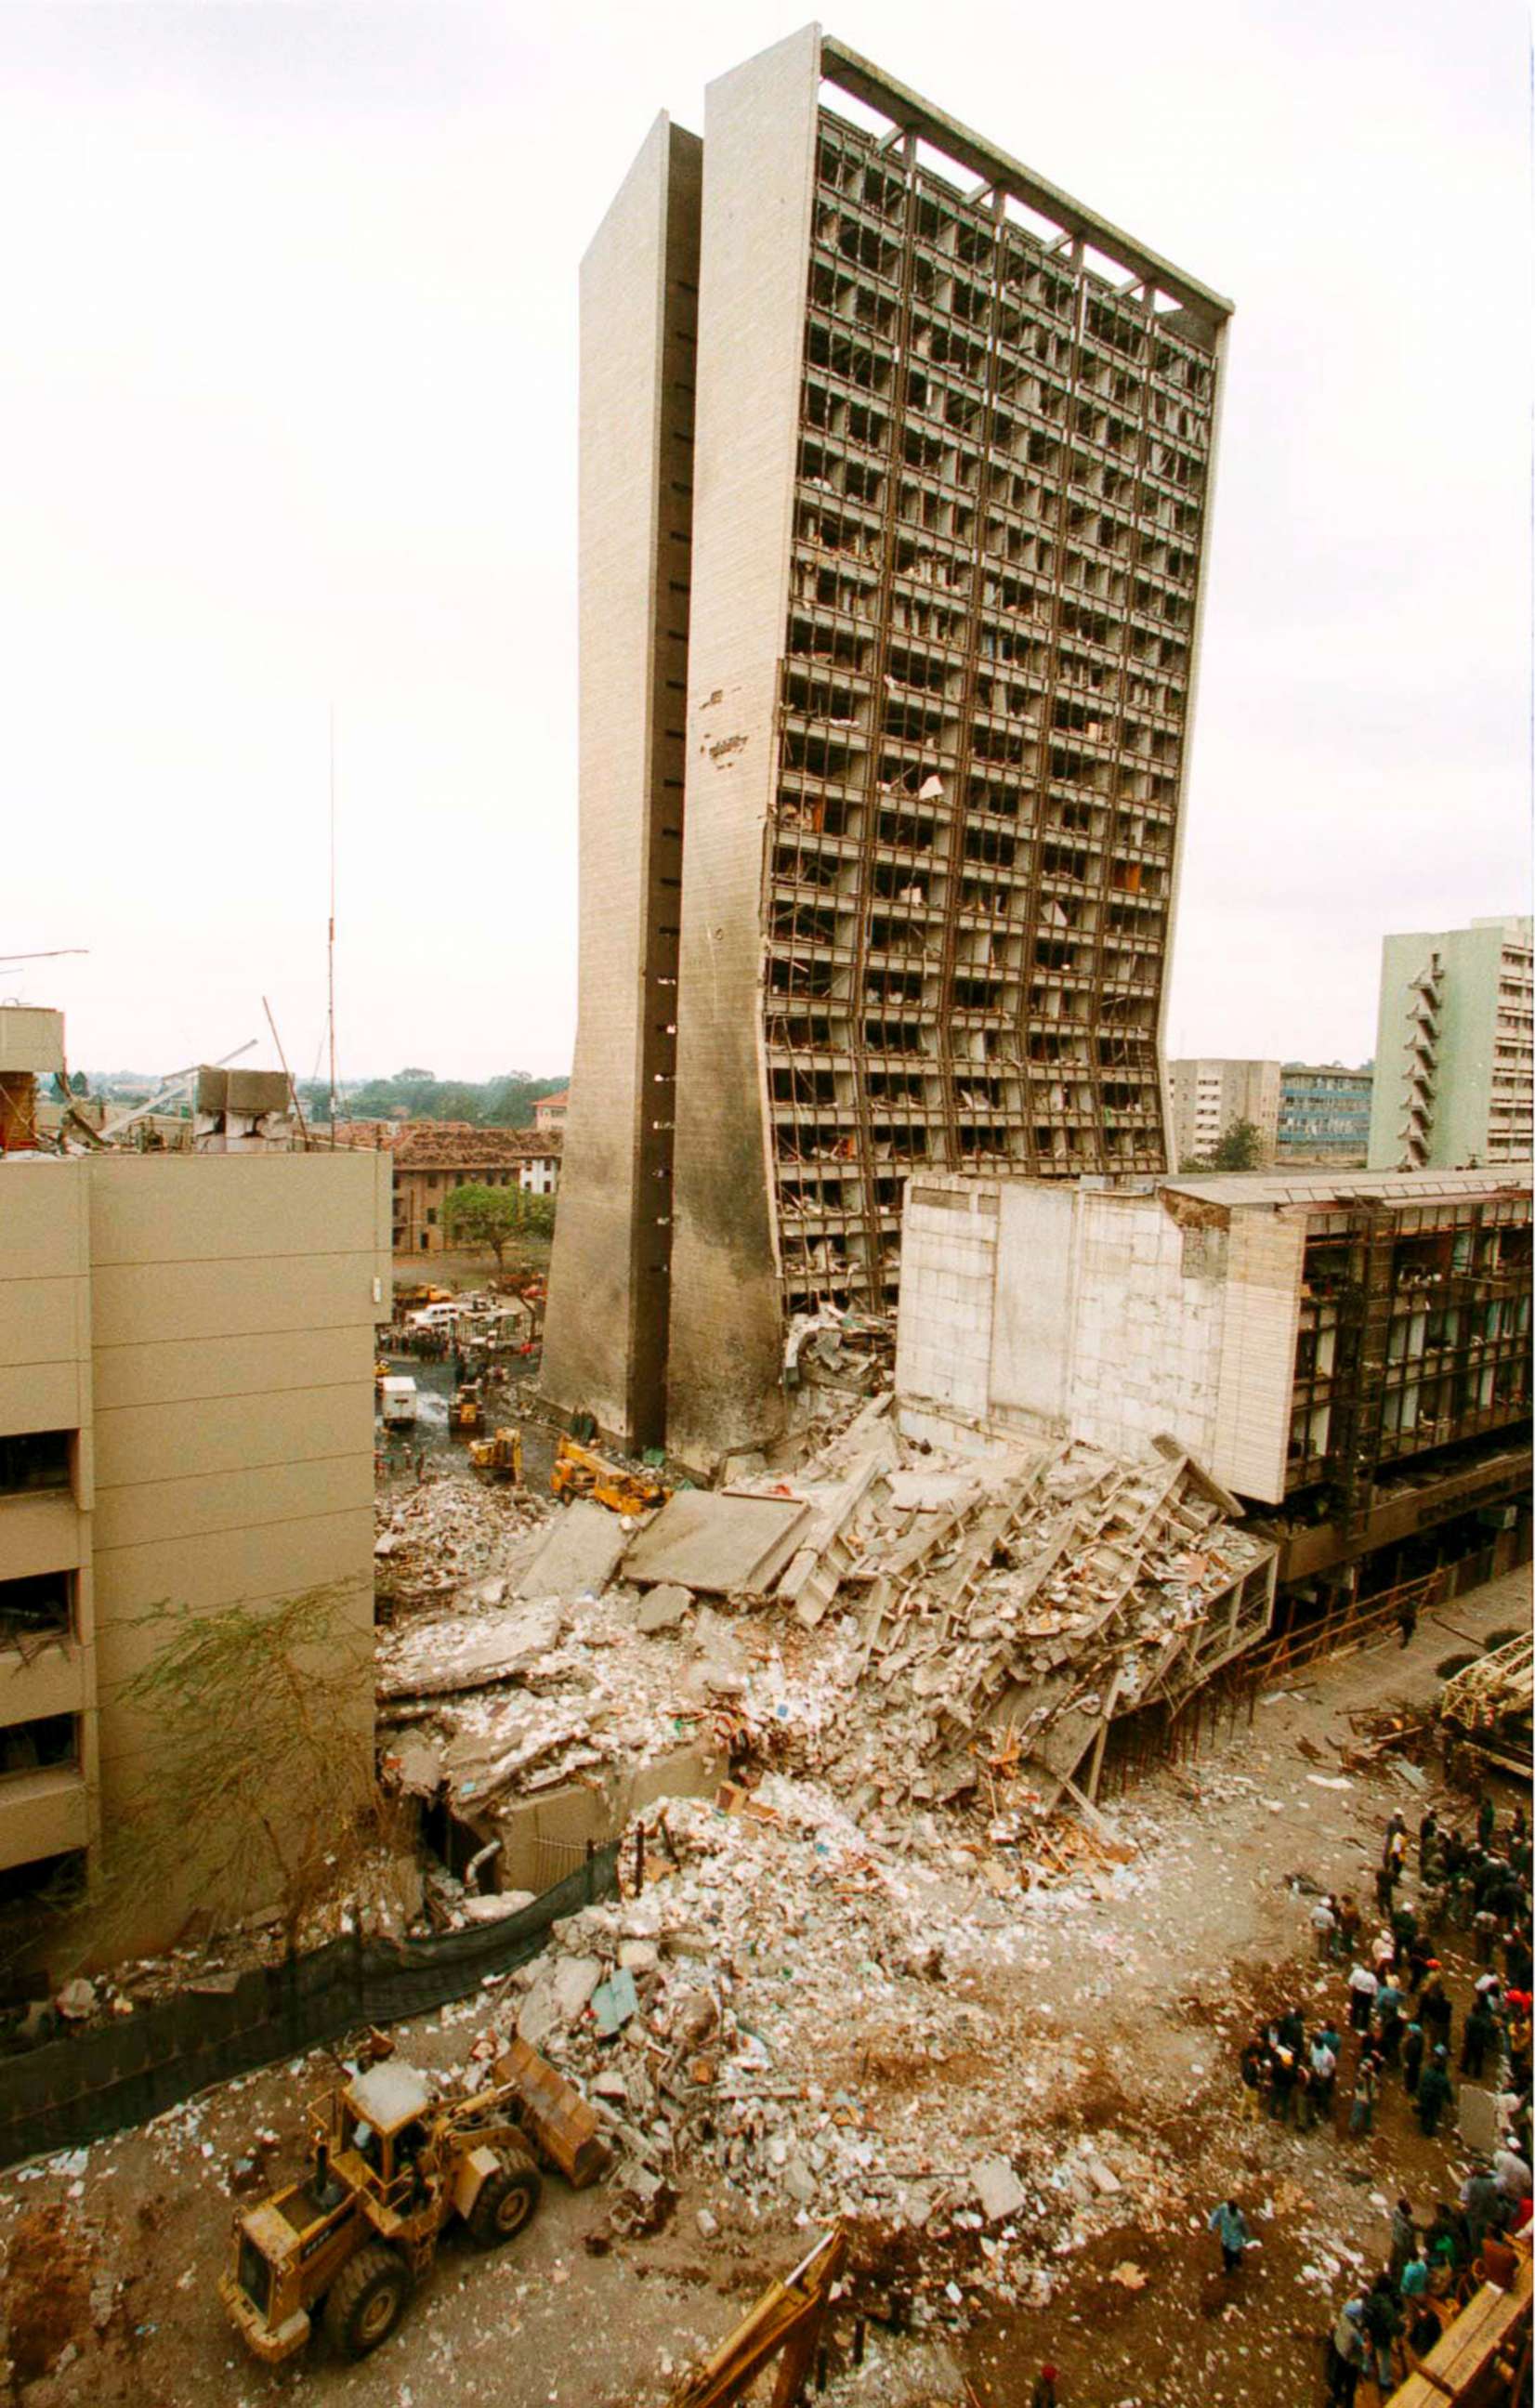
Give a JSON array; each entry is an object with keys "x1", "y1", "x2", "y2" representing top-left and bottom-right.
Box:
[
  {"x1": 467, "y1": 1425, "x2": 523, "y2": 1484},
  {"x1": 219, "y1": 2037, "x2": 606, "y2": 2365}
]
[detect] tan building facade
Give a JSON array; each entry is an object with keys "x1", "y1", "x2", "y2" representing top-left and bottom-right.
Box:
[
  {"x1": 1, "y1": 1074, "x2": 390, "y2": 1957},
  {"x1": 334, "y1": 1121, "x2": 560, "y2": 1254},
  {"x1": 1167, "y1": 1056, "x2": 1281, "y2": 1168}
]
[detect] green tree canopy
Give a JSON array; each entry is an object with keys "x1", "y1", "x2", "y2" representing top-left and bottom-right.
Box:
[
  {"x1": 443, "y1": 1181, "x2": 529, "y2": 1267},
  {"x1": 1185, "y1": 1118, "x2": 1265, "y2": 1173}
]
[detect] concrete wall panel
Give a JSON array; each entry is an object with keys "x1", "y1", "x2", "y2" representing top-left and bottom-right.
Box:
[
  {"x1": 666, "y1": 25, "x2": 821, "y2": 1465},
  {"x1": 544, "y1": 115, "x2": 703, "y2": 1449},
  {"x1": 990, "y1": 1185, "x2": 1076, "y2": 1425}
]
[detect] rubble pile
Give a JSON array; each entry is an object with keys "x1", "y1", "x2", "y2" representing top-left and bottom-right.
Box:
[
  {"x1": 815, "y1": 1435, "x2": 1274, "y2": 1813},
  {"x1": 493, "y1": 1776, "x2": 1183, "y2": 2305},
  {"x1": 374, "y1": 1473, "x2": 554, "y2": 1610}
]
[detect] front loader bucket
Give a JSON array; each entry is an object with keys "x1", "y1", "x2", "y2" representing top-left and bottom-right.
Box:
[{"x1": 495, "y1": 2037, "x2": 610, "y2": 2189}]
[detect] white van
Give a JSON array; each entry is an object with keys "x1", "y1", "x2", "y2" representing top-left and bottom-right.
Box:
[{"x1": 379, "y1": 1376, "x2": 418, "y2": 1429}]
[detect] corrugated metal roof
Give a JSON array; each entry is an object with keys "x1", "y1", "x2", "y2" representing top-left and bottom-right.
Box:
[{"x1": 1164, "y1": 1164, "x2": 1532, "y2": 1210}]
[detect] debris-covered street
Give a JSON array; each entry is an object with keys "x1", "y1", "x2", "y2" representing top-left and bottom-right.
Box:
[{"x1": 2, "y1": 1567, "x2": 1523, "y2": 2408}]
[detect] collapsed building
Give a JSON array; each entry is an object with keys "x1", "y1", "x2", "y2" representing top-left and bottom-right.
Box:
[
  {"x1": 543, "y1": 24, "x2": 1234, "y2": 1464},
  {"x1": 377, "y1": 1394, "x2": 1275, "y2": 1913}
]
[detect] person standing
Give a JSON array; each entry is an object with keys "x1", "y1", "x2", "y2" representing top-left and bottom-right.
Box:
[
  {"x1": 1416, "y1": 2047, "x2": 1454, "y2": 2139},
  {"x1": 1418, "y1": 1809, "x2": 1439, "y2": 1869},
  {"x1": 1388, "y1": 2198, "x2": 1417, "y2": 2286},
  {"x1": 1462, "y1": 1994, "x2": 1498, "y2": 2081},
  {"x1": 1239, "y1": 2031, "x2": 1268, "y2": 2122},
  {"x1": 1361, "y1": 2273, "x2": 1403, "y2": 2397},
  {"x1": 1348, "y1": 1960, "x2": 1379, "y2": 2034},
  {"x1": 1030, "y1": 2368, "x2": 1059, "y2": 2408},
  {"x1": 1478, "y1": 1790, "x2": 1496, "y2": 1850},
  {"x1": 1397, "y1": 1591, "x2": 1419, "y2": 1648},
  {"x1": 1349, "y1": 2053, "x2": 1380, "y2": 2138},
  {"x1": 1375, "y1": 1978, "x2": 1405, "y2": 2066},
  {"x1": 1401, "y1": 2016, "x2": 1426, "y2": 2100},
  {"x1": 1208, "y1": 2197, "x2": 1250, "y2": 2275},
  {"x1": 1461, "y1": 2163, "x2": 1503, "y2": 2258},
  {"x1": 1311, "y1": 2030, "x2": 1339, "y2": 2121},
  {"x1": 1421, "y1": 1970, "x2": 1454, "y2": 2054},
  {"x1": 1337, "y1": 1893, "x2": 1362, "y2": 1963},
  {"x1": 1326, "y1": 2297, "x2": 1367, "y2": 2407},
  {"x1": 1313, "y1": 1892, "x2": 1339, "y2": 1963}
]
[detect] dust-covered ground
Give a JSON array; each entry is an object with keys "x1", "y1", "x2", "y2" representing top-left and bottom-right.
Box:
[{"x1": 0, "y1": 1567, "x2": 1525, "y2": 2408}]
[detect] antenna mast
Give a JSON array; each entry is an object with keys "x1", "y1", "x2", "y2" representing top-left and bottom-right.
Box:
[{"x1": 327, "y1": 704, "x2": 337, "y2": 1147}]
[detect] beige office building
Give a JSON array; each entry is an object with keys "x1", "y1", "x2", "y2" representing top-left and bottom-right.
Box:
[
  {"x1": 1167, "y1": 1056, "x2": 1281, "y2": 1168},
  {"x1": 0, "y1": 1011, "x2": 390, "y2": 1960}
]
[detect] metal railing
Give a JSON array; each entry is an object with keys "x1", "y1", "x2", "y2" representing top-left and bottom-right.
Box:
[{"x1": 1243, "y1": 1569, "x2": 1443, "y2": 1688}]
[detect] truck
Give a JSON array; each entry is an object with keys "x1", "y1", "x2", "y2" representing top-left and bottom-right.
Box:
[
  {"x1": 219, "y1": 2040, "x2": 608, "y2": 2364},
  {"x1": 378, "y1": 1376, "x2": 418, "y2": 1430}
]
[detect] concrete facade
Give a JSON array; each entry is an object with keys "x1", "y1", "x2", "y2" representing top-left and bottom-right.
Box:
[
  {"x1": 546, "y1": 27, "x2": 1235, "y2": 1467},
  {"x1": 897, "y1": 1165, "x2": 1531, "y2": 1516},
  {"x1": 542, "y1": 115, "x2": 702, "y2": 1451},
  {"x1": 1276, "y1": 1063, "x2": 1372, "y2": 1164},
  {"x1": 0, "y1": 1132, "x2": 390, "y2": 1957},
  {"x1": 1369, "y1": 916, "x2": 1534, "y2": 1171},
  {"x1": 1168, "y1": 1056, "x2": 1281, "y2": 1168}
]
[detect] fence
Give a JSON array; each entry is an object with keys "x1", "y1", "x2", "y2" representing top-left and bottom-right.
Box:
[{"x1": 0, "y1": 1841, "x2": 620, "y2": 2174}]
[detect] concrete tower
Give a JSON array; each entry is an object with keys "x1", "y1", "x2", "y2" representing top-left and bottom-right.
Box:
[{"x1": 545, "y1": 28, "x2": 1233, "y2": 1466}]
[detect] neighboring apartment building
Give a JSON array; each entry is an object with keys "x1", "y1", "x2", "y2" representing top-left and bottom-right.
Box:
[
  {"x1": 335, "y1": 1121, "x2": 561, "y2": 1252},
  {"x1": 0, "y1": 1010, "x2": 389, "y2": 1960},
  {"x1": 544, "y1": 24, "x2": 1234, "y2": 1460},
  {"x1": 1370, "y1": 916, "x2": 1534, "y2": 1171},
  {"x1": 897, "y1": 1164, "x2": 1531, "y2": 1590},
  {"x1": 533, "y1": 1090, "x2": 570, "y2": 1134},
  {"x1": 1168, "y1": 1057, "x2": 1280, "y2": 1167},
  {"x1": 1276, "y1": 1063, "x2": 1372, "y2": 1165}
]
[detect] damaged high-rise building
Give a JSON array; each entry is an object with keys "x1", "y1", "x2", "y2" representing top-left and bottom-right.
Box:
[{"x1": 544, "y1": 25, "x2": 1233, "y2": 1464}]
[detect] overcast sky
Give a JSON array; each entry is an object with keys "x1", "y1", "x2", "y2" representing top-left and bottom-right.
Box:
[{"x1": 2, "y1": 1, "x2": 1528, "y2": 1084}]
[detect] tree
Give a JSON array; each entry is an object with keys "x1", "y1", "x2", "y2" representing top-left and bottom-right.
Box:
[
  {"x1": 1184, "y1": 1118, "x2": 1265, "y2": 1173},
  {"x1": 1211, "y1": 1118, "x2": 1264, "y2": 1171},
  {"x1": 75, "y1": 1581, "x2": 377, "y2": 1962},
  {"x1": 443, "y1": 1181, "x2": 527, "y2": 1267}
]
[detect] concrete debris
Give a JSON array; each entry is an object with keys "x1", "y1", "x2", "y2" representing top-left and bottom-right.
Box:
[
  {"x1": 636, "y1": 1583, "x2": 693, "y2": 1634},
  {"x1": 482, "y1": 1775, "x2": 1173, "y2": 2291},
  {"x1": 515, "y1": 1499, "x2": 634, "y2": 1604},
  {"x1": 623, "y1": 1489, "x2": 811, "y2": 1594},
  {"x1": 374, "y1": 1475, "x2": 554, "y2": 1607},
  {"x1": 377, "y1": 1599, "x2": 565, "y2": 1700},
  {"x1": 367, "y1": 1415, "x2": 1273, "y2": 1958},
  {"x1": 973, "y1": 2154, "x2": 1027, "y2": 2221}
]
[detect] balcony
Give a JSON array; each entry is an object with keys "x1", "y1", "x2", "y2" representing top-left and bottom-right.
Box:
[{"x1": 0, "y1": 1763, "x2": 89, "y2": 1873}]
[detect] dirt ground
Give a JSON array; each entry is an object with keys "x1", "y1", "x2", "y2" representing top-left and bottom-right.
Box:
[{"x1": 0, "y1": 1567, "x2": 1526, "y2": 2408}]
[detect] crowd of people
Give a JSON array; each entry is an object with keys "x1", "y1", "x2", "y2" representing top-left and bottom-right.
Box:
[{"x1": 1222, "y1": 1791, "x2": 1532, "y2": 2403}]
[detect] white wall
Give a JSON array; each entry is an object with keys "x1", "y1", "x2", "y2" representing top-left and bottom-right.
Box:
[{"x1": 894, "y1": 1179, "x2": 1001, "y2": 1422}]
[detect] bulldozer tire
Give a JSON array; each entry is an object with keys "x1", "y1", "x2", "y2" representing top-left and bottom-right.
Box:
[
  {"x1": 468, "y1": 2153, "x2": 543, "y2": 2247},
  {"x1": 322, "y1": 2245, "x2": 410, "y2": 2360}
]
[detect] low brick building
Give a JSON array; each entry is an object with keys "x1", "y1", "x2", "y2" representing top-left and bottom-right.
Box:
[{"x1": 334, "y1": 1121, "x2": 561, "y2": 1254}]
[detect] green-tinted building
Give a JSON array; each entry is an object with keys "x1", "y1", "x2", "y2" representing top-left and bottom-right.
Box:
[{"x1": 1369, "y1": 916, "x2": 1533, "y2": 1171}]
